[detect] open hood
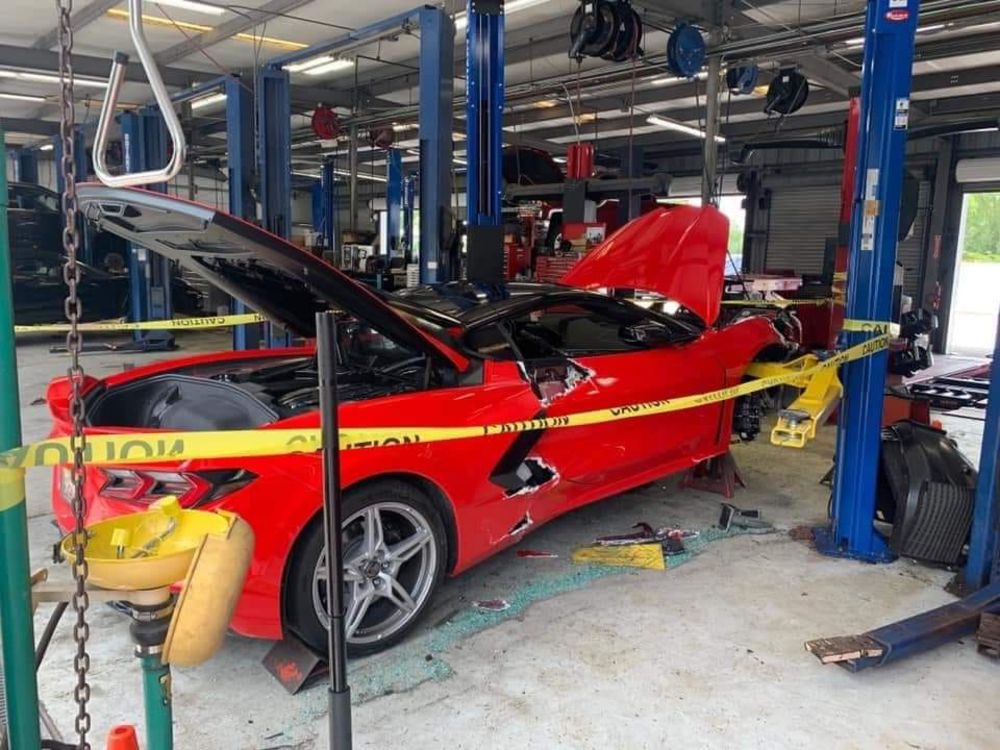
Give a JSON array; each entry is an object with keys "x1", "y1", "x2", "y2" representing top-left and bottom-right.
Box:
[
  {"x1": 560, "y1": 205, "x2": 728, "y2": 324},
  {"x1": 76, "y1": 185, "x2": 467, "y2": 371}
]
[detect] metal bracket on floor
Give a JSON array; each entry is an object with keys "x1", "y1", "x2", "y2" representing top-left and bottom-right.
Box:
[
  {"x1": 680, "y1": 453, "x2": 745, "y2": 499},
  {"x1": 804, "y1": 579, "x2": 1000, "y2": 671}
]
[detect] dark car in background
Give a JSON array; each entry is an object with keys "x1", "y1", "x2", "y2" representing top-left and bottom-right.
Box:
[{"x1": 7, "y1": 182, "x2": 203, "y2": 325}]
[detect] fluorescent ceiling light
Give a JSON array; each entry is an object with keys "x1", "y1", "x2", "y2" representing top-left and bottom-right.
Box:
[
  {"x1": 575, "y1": 112, "x2": 596, "y2": 124},
  {"x1": 552, "y1": 156, "x2": 567, "y2": 163},
  {"x1": 392, "y1": 122, "x2": 415, "y2": 132},
  {"x1": 917, "y1": 23, "x2": 946, "y2": 34},
  {"x1": 844, "y1": 37, "x2": 864, "y2": 47},
  {"x1": 651, "y1": 71, "x2": 708, "y2": 86},
  {"x1": 532, "y1": 99, "x2": 558, "y2": 109},
  {"x1": 144, "y1": 0, "x2": 225, "y2": 16},
  {"x1": 303, "y1": 59, "x2": 354, "y2": 76},
  {"x1": 0, "y1": 69, "x2": 107, "y2": 89},
  {"x1": 284, "y1": 56, "x2": 335, "y2": 73},
  {"x1": 38, "y1": 143, "x2": 54, "y2": 151},
  {"x1": 454, "y1": 0, "x2": 549, "y2": 31},
  {"x1": 191, "y1": 92, "x2": 226, "y2": 109},
  {"x1": 333, "y1": 168, "x2": 385, "y2": 183},
  {"x1": 0, "y1": 92, "x2": 46, "y2": 103},
  {"x1": 107, "y1": 10, "x2": 306, "y2": 49},
  {"x1": 646, "y1": 114, "x2": 725, "y2": 143}
]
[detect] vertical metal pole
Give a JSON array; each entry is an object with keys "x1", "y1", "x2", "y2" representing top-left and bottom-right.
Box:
[
  {"x1": 139, "y1": 653, "x2": 173, "y2": 750},
  {"x1": 225, "y1": 75, "x2": 259, "y2": 351},
  {"x1": 348, "y1": 126, "x2": 359, "y2": 234},
  {"x1": 0, "y1": 129, "x2": 43, "y2": 750},
  {"x1": 321, "y1": 159, "x2": 337, "y2": 253},
  {"x1": 16, "y1": 148, "x2": 39, "y2": 184},
  {"x1": 315, "y1": 311, "x2": 352, "y2": 750},
  {"x1": 821, "y1": 0, "x2": 920, "y2": 562},
  {"x1": 402, "y1": 172, "x2": 416, "y2": 264},
  {"x1": 464, "y1": 0, "x2": 505, "y2": 282},
  {"x1": 386, "y1": 148, "x2": 402, "y2": 256},
  {"x1": 964, "y1": 310, "x2": 1000, "y2": 590},
  {"x1": 702, "y1": 56, "x2": 722, "y2": 206},
  {"x1": 256, "y1": 65, "x2": 292, "y2": 348},
  {"x1": 418, "y1": 6, "x2": 455, "y2": 283},
  {"x1": 829, "y1": 96, "x2": 861, "y2": 349}
]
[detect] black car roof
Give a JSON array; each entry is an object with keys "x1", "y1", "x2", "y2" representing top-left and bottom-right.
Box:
[{"x1": 393, "y1": 281, "x2": 570, "y2": 324}]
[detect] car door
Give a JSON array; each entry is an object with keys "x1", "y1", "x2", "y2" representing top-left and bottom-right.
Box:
[{"x1": 480, "y1": 296, "x2": 727, "y2": 498}]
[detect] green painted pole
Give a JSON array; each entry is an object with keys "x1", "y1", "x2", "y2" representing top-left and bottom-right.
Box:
[
  {"x1": 140, "y1": 653, "x2": 173, "y2": 750},
  {"x1": 0, "y1": 130, "x2": 43, "y2": 747}
]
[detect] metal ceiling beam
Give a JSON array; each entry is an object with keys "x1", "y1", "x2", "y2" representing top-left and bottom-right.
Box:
[
  {"x1": 792, "y1": 51, "x2": 859, "y2": 98},
  {"x1": 0, "y1": 43, "x2": 201, "y2": 88},
  {"x1": 32, "y1": 0, "x2": 121, "y2": 50},
  {"x1": 923, "y1": 91, "x2": 1000, "y2": 117},
  {"x1": 155, "y1": 0, "x2": 314, "y2": 66},
  {"x1": 0, "y1": 118, "x2": 60, "y2": 137}
]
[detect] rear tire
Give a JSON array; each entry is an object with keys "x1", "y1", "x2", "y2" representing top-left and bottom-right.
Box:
[{"x1": 285, "y1": 480, "x2": 447, "y2": 657}]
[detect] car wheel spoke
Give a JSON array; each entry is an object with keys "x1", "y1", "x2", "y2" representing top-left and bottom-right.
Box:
[
  {"x1": 386, "y1": 527, "x2": 431, "y2": 564},
  {"x1": 346, "y1": 585, "x2": 373, "y2": 637},
  {"x1": 364, "y1": 506, "x2": 384, "y2": 557},
  {"x1": 382, "y1": 575, "x2": 417, "y2": 614}
]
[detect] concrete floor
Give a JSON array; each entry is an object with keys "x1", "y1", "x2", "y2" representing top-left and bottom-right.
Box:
[{"x1": 13, "y1": 331, "x2": 999, "y2": 749}]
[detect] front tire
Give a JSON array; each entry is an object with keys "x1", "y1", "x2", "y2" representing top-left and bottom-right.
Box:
[{"x1": 285, "y1": 480, "x2": 447, "y2": 657}]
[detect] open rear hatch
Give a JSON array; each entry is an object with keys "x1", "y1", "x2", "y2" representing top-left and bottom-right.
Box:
[
  {"x1": 560, "y1": 204, "x2": 728, "y2": 325},
  {"x1": 75, "y1": 184, "x2": 467, "y2": 371}
]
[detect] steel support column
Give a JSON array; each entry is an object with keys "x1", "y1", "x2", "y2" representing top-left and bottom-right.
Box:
[
  {"x1": 964, "y1": 310, "x2": 1000, "y2": 590},
  {"x1": 402, "y1": 171, "x2": 416, "y2": 264},
  {"x1": 702, "y1": 56, "x2": 722, "y2": 206},
  {"x1": 321, "y1": 159, "x2": 337, "y2": 253},
  {"x1": 256, "y1": 65, "x2": 292, "y2": 347},
  {"x1": 15, "y1": 148, "x2": 39, "y2": 184},
  {"x1": 465, "y1": 0, "x2": 504, "y2": 282},
  {"x1": 223, "y1": 75, "x2": 259, "y2": 350},
  {"x1": 418, "y1": 6, "x2": 456, "y2": 283},
  {"x1": 386, "y1": 148, "x2": 402, "y2": 256},
  {"x1": 121, "y1": 110, "x2": 173, "y2": 338},
  {"x1": 820, "y1": 0, "x2": 921, "y2": 562},
  {"x1": 0, "y1": 128, "x2": 43, "y2": 750}
]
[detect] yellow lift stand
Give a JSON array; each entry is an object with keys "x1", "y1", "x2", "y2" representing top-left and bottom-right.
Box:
[
  {"x1": 34, "y1": 497, "x2": 253, "y2": 749},
  {"x1": 746, "y1": 354, "x2": 844, "y2": 449}
]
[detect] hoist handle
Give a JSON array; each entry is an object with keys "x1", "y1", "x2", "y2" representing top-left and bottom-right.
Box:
[{"x1": 92, "y1": 0, "x2": 186, "y2": 188}]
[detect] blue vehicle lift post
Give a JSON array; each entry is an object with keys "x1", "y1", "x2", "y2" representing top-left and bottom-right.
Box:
[
  {"x1": 120, "y1": 109, "x2": 173, "y2": 339},
  {"x1": 464, "y1": 0, "x2": 505, "y2": 282},
  {"x1": 14, "y1": 147, "x2": 39, "y2": 184},
  {"x1": 386, "y1": 148, "x2": 403, "y2": 257},
  {"x1": 261, "y1": 6, "x2": 454, "y2": 287},
  {"x1": 963, "y1": 309, "x2": 1000, "y2": 591},
  {"x1": 402, "y1": 172, "x2": 416, "y2": 263},
  {"x1": 320, "y1": 159, "x2": 337, "y2": 254},
  {"x1": 817, "y1": 0, "x2": 920, "y2": 562}
]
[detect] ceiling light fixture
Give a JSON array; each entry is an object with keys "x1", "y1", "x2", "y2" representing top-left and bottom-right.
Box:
[
  {"x1": 646, "y1": 114, "x2": 725, "y2": 143},
  {"x1": 303, "y1": 59, "x2": 354, "y2": 76},
  {"x1": 284, "y1": 56, "x2": 334, "y2": 73},
  {"x1": 107, "y1": 10, "x2": 306, "y2": 49},
  {"x1": 532, "y1": 99, "x2": 558, "y2": 109},
  {"x1": 651, "y1": 70, "x2": 708, "y2": 86},
  {"x1": 190, "y1": 92, "x2": 227, "y2": 109},
  {"x1": 0, "y1": 69, "x2": 107, "y2": 89},
  {"x1": 0, "y1": 92, "x2": 46, "y2": 103},
  {"x1": 144, "y1": 0, "x2": 226, "y2": 16},
  {"x1": 454, "y1": 0, "x2": 549, "y2": 31},
  {"x1": 38, "y1": 143, "x2": 54, "y2": 151}
]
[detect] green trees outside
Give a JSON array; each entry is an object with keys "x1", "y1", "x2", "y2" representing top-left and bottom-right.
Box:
[{"x1": 962, "y1": 192, "x2": 1000, "y2": 262}]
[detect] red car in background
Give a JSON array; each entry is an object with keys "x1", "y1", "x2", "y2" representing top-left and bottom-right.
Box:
[{"x1": 49, "y1": 186, "x2": 786, "y2": 655}]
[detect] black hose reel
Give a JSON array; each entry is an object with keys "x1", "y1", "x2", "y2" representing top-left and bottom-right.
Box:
[{"x1": 569, "y1": 0, "x2": 642, "y2": 62}]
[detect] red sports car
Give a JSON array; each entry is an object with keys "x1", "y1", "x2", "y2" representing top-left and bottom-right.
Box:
[{"x1": 50, "y1": 186, "x2": 785, "y2": 655}]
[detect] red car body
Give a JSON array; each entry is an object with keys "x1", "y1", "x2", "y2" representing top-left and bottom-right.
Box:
[{"x1": 51, "y1": 186, "x2": 783, "y2": 648}]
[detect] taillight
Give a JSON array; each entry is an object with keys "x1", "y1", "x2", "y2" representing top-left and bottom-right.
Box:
[{"x1": 99, "y1": 468, "x2": 256, "y2": 507}]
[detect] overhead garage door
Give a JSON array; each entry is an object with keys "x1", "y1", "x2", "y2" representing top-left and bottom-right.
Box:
[
  {"x1": 763, "y1": 179, "x2": 929, "y2": 299},
  {"x1": 763, "y1": 183, "x2": 841, "y2": 276}
]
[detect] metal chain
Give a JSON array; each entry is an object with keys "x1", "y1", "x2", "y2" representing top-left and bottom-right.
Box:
[{"x1": 56, "y1": 0, "x2": 92, "y2": 746}]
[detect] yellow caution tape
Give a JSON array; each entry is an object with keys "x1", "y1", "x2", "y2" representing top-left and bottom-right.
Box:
[
  {"x1": 14, "y1": 312, "x2": 268, "y2": 334},
  {"x1": 0, "y1": 467, "x2": 26, "y2": 512},
  {"x1": 721, "y1": 298, "x2": 831, "y2": 308},
  {"x1": 842, "y1": 319, "x2": 900, "y2": 337},
  {"x1": 0, "y1": 334, "x2": 889, "y2": 471}
]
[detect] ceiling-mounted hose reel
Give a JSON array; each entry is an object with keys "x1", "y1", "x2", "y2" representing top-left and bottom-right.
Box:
[
  {"x1": 665, "y1": 22, "x2": 706, "y2": 78},
  {"x1": 569, "y1": 0, "x2": 642, "y2": 62},
  {"x1": 726, "y1": 65, "x2": 760, "y2": 95},
  {"x1": 765, "y1": 68, "x2": 810, "y2": 116}
]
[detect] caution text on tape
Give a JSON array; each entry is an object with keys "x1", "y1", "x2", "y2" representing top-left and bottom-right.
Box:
[
  {"x1": 14, "y1": 312, "x2": 267, "y2": 334},
  {"x1": 0, "y1": 334, "x2": 889, "y2": 471}
]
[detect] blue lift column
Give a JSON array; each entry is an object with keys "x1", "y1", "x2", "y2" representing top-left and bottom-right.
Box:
[
  {"x1": 256, "y1": 64, "x2": 293, "y2": 348},
  {"x1": 386, "y1": 148, "x2": 403, "y2": 257},
  {"x1": 15, "y1": 148, "x2": 39, "y2": 184},
  {"x1": 963, "y1": 310, "x2": 1000, "y2": 590},
  {"x1": 121, "y1": 110, "x2": 173, "y2": 338},
  {"x1": 819, "y1": 0, "x2": 921, "y2": 562},
  {"x1": 418, "y1": 6, "x2": 456, "y2": 283},
  {"x1": 464, "y1": 0, "x2": 505, "y2": 282},
  {"x1": 402, "y1": 172, "x2": 416, "y2": 263},
  {"x1": 223, "y1": 75, "x2": 259, "y2": 350}
]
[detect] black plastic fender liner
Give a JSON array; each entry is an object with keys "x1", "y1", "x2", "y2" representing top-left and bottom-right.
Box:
[{"x1": 878, "y1": 420, "x2": 977, "y2": 565}]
